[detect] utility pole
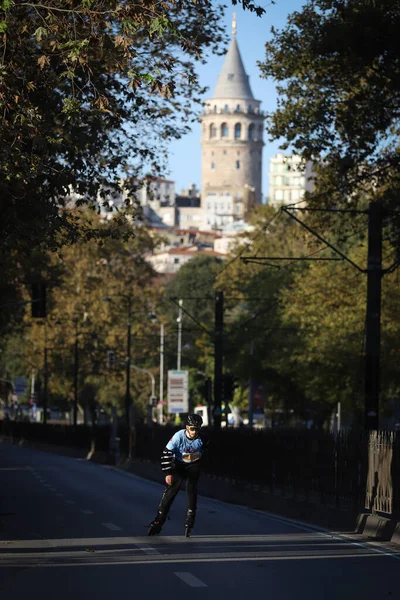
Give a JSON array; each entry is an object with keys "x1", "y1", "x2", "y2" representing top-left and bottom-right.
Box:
[
  {"x1": 213, "y1": 291, "x2": 223, "y2": 430},
  {"x1": 242, "y1": 202, "x2": 394, "y2": 432},
  {"x1": 364, "y1": 201, "x2": 383, "y2": 431},
  {"x1": 248, "y1": 341, "x2": 254, "y2": 430}
]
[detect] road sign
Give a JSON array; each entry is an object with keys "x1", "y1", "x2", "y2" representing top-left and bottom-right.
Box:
[
  {"x1": 14, "y1": 376, "x2": 27, "y2": 397},
  {"x1": 253, "y1": 385, "x2": 265, "y2": 419},
  {"x1": 167, "y1": 370, "x2": 189, "y2": 413}
]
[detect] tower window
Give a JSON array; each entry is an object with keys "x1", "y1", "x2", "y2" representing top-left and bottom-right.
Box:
[
  {"x1": 236, "y1": 104, "x2": 241, "y2": 112},
  {"x1": 228, "y1": 74, "x2": 234, "y2": 81},
  {"x1": 211, "y1": 162, "x2": 216, "y2": 169},
  {"x1": 224, "y1": 104, "x2": 229, "y2": 113},
  {"x1": 234, "y1": 123, "x2": 241, "y2": 139},
  {"x1": 210, "y1": 123, "x2": 217, "y2": 138},
  {"x1": 223, "y1": 150, "x2": 227, "y2": 155},
  {"x1": 221, "y1": 123, "x2": 228, "y2": 137},
  {"x1": 248, "y1": 123, "x2": 255, "y2": 141},
  {"x1": 236, "y1": 161, "x2": 240, "y2": 169}
]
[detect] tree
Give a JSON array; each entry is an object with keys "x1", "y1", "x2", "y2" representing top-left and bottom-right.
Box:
[
  {"x1": 161, "y1": 253, "x2": 223, "y2": 374},
  {"x1": 1, "y1": 0, "x2": 265, "y2": 258},
  {"x1": 258, "y1": 0, "x2": 400, "y2": 207},
  {"x1": 0, "y1": 211, "x2": 163, "y2": 418}
]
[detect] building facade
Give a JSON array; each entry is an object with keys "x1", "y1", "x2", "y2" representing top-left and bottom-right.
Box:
[
  {"x1": 200, "y1": 17, "x2": 264, "y2": 230},
  {"x1": 268, "y1": 153, "x2": 315, "y2": 206}
]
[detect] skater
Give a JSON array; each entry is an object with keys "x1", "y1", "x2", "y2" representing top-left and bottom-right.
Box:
[{"x1": 148, "y1": 413, "x2": 204, "y2": 537}]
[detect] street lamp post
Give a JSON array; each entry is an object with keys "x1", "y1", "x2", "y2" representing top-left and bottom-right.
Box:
[
  {"x1": 104, "y1": 293, "x2": 132, "y2": 428},
  {"x1": 73, "y1": 318, "x2": 79, "y2": 427},
  {"x1": 149, "y1": 313, "x2": 165, "y2": 425},
  {"x1": 177, "y1": 299, "x2": 183, "y2": 370},
  {"x1": 103, "y1": 292, "x2": 133, "y2": 457},
  {"x1": 125, "y1": 298, "x2": 132, "y2": 429},
  {"x1": 159, "y1": 322, "x2": 164, "y2": 424}
]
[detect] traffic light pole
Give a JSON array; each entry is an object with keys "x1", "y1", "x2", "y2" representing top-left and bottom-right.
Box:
[
  {"x1": 126, "y1": 320, "x2": 131, "y2": 427},
  {"x1": 364, "y1": 202, "x2": 383, "y2": 430},
  {"x1": 126, "y1": 296, "x2": 133, "y2": 459},
  {"x1": 213, "y1": 291, "x2": 223, "y2": 430},
  {"x1": 43, "y1": 346, "x2": 48, "y2": 425}
]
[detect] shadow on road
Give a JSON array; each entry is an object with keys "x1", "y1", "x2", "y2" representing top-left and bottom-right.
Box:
[{"x1": 1, "y1": 533, "x2": 399, "y2": 569}]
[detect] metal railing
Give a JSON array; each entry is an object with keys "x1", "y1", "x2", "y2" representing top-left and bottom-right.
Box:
[{"x1": 1, "y1": 420, "x2": 398, "y2": 518}]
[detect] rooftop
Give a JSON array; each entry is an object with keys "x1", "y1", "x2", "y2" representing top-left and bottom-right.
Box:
[{"x1": 211, "y1": 36, "x2": 254, "y2": 100}]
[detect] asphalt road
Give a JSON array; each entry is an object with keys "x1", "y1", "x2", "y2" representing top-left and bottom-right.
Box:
[{"x1": 0, "y1": 443, "x2": 399, "y2": 600}]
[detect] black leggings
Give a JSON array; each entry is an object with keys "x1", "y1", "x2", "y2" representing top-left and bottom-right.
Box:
[{"x1": 157, "y1": 461, "x2": 201, "y2": 522}]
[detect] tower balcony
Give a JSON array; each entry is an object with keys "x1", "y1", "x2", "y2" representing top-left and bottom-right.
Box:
[
  {"x1": 201, "y1": 137, "x2": 265, "y2": 145},
  {"x1": 200, "y1": 106, "x2": 265, "y2": 118}
]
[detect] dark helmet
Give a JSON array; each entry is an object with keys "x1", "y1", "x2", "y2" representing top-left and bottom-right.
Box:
[{"x1": 186, "y1": 413, "x2": 203, "y2": 428}]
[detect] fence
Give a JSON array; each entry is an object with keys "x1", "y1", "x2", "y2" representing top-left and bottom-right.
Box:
[
  {"x1": 1, "y1": 419, "x2": 398, "y2": 518},
  {"x1": 365, "y1": 431, "x2": 400, "y2": 517}
]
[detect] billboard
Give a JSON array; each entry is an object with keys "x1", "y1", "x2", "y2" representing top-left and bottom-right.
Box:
[{"x1": 167, "y1": 370, "x2": 189, "y2": 413}]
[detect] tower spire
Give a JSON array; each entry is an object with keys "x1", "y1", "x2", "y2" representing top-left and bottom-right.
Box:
[{"x1": 232, "y1": 12, "x2": 237, "y2": 36}]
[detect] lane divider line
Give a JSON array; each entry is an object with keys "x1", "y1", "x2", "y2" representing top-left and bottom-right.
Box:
[
  {"x1": 102, "y1": 523, "x2": 122, "y2": 531},
  {"x1": 81, "y1": 510, "x2": 94, "y2": 515},
  {"x1": 174, "y1": 572, "x2": 207, "y2": 588}
]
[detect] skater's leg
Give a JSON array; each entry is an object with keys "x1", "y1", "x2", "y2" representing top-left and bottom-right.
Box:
[
  {"x1": 148, "y1": 470, "x2": 184, "y2": 535},
  {"x1": 156, "y1": 469, "x2": 184, "y2": 523},
  {"x1": 184, "y1": 463, "x2": 201, "y2": 528}
]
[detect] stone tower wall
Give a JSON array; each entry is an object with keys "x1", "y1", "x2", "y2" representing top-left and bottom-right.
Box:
[{"x1": 201, "y1": 99, "x2": 264, "y2": 207}]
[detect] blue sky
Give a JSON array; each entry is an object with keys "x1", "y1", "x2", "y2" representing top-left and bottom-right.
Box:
[{"x1": 167, "y1": 0, "x2": 306, "y2": 198}]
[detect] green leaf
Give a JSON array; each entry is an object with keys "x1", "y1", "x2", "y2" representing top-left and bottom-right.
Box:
[
  {"x1": 33, "y1": 27, "x2": 48, "y2": 42},
  {"x1": 0, "y1": 21, "x2": 7, "y2": 33},
  {"x1": 0, "y1": 0, "x2": 13, "y2": 10}
]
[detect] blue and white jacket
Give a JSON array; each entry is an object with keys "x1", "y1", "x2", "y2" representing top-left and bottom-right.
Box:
[{"x1": 161, "y1": 429, "x2": 204, "y2": 472}]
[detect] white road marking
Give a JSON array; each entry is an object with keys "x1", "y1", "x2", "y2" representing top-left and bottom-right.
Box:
[
  {"x1": 246, "y1": 507, "x2": 400, "y2": 562},
  {"x1": 102, "y1": 523, "x2": 122, "y2": 531},
  {"x1": 81, "y1": 510, "x2": 94, "y2": 515},
  {"x1": 65, "y1": 500, "x2": 76, "y2": 505},
  {"x1": 135, "y1": 544, "x2": 161, "y2": 555},
  {"x1": 174, "y1": 572, "x2": 207, "y2": 588}
]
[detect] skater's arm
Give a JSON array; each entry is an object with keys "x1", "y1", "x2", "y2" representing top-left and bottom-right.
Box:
[
  {"x1": 161, "y1": 448, "x2": 175, "y2": 485},
  {"x1": 161, "y1": 431, "x2": 180, "y2": 485}
]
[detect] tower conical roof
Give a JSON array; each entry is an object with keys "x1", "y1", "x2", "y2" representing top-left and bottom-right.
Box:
[{"x1": 211, "y1": 37, "x2": 254, "y2": 100}]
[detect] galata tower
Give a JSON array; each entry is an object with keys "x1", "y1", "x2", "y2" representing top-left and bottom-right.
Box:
[{"x1": 200, "y1": 15, "x2": 265, "y2": 230}]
